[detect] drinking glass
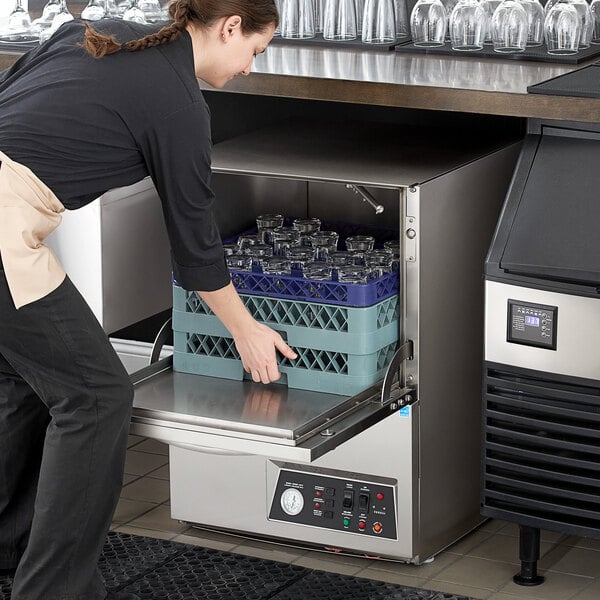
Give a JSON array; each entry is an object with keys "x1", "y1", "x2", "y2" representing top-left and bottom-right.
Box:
[
  {"x1": 394, "y1": 0, "x2": 410, "y2": 38},
  {"x1": 410, "y1": 0, "x2": 448, "y2": 46},
  {"x1": 355, "y1": 0, "x2": 366, "y2": 32},
  {"x1": 117, "y1": 0, "x2": 133, "y2": 17},
  {"x1": 492, "y1": 0, "x2": 528, "y2": 52},
  {"x1": 481, "y1": 0, "x2": 502, "y2": 42},
  {"x1": 256, "y1": 213, "x2": 285, "y2": 245},
  {"x1": 272, "y1": 227, "x2": 301, "y2": 256},
  {"x1": 441, "y1": 0, "x2": 459, "y2": 37},
  {"x1": 81, "y1": 0, "x2": 108, "y2": 21},
  {"x1": 449, "y1": 0, "x2": 485, "y2": 50},
  {"x1": 274, "y1": 0, "x2": 281, "y2": 35},
  {"x1": 544, "y1": 0, "x2": 581, "y2": 54},
  {"x1": 137, "y1": 0, "x2": 164, "y2": 22},
  {"x1": 323, "y1": 0, "x2": 357, "y2": 40},
  {"x1": 520, "y1": 0, "x2": 544, "y2": 46},
  {"x1": 38, "y1": 0, "x2": 73, "y2": 44},
  {"x1": 31, "y1": 0, "x2": 62, "y2": 31},
  {"x1": 123, "y1": 0, "x2": 147, "y2": 23},
  {"x1": 592, "y1": 0, "x2": 600, "y2": 43},
  {"x1": 226, "y1": 254, "x2": 252, "y2": 271},
  {"x1": 365, "y1": 249, "x2": 394, "y2": 276},
  {"x1": 280, "y1": 0, "x2": 316, "y2": 38},
  {"x1": 329, "y1": 251, "x2": 356, "y2": 266},
  {"x1": 245, "y1": 244, "x2": 274, "y2": 270},
  {"x1": 223, "y1": 244, "x2": 239, "y2": 257},
  {"x1": 345, "y1": 234, "x2": 375, "y2": 252},
  {"x1": 292, "y1": 217, "x2": 321, "y2": 245},
  {"x1": 361, "y1": 0, "x2": 396, "y2": 43},
  {"x1": 286, "y1": 246, "x2": 316, "y2": 272},
  {"x1": 303, "y1": 262, "x2": 334, "y2": 280},
  {"x1": 237, "y1": 234, "x2": 263, "y2": 253},
  {"x1": 0, "y1": 0, "x2": 38, "y2": 43},
  {"x1": 571, "y1": 0, "x2": 593, "y2": 48},
  {"x1": 311, "y1": 231, "x2": 339, "y2": 260},
  {"x1": 314, "y1": 0, "x2": 324, "y2": 32},
  {"x1": 336, "y1": 265, "x2": 369, "y2": 283},
  {"x1": 261, "y1": 256, "x2": 292, "y2": 275}
]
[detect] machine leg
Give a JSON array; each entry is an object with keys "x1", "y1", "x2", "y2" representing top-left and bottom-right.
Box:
[{"x1": 513, "y1": 525, "x2": 545, "y2": 586}]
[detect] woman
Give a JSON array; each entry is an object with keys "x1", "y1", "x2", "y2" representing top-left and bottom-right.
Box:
[{"x1": 0, "y1": 2, "x2": 292, "y2": 599}]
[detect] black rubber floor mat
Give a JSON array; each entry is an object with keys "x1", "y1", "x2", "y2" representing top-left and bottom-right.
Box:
[
  {"x1": 527, "y1": 63, "x2": 600, "y2": 98},
  {"x1": 99, "y1": 531, "x2": 189, "y2": 592},
  {"x1": 272, "y1": 570, "x2": 471, "y2": 600},
  {"x1": 118, "y1": 547, "x2": 308, "y2": 599}
]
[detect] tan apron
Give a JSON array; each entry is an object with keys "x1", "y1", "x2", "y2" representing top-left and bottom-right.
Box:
[{"x1": 0, "y1": 150, "x2": 66, "y2": 309}]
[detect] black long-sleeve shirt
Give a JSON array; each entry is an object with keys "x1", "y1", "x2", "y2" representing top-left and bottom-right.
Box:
[{"x1": 0, "y1": 19, "x2": 229, "y2": 291}]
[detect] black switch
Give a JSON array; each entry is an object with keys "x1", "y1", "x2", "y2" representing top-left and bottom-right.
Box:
[
  {"x1": 358, "y1": 493, "x2": 370, "y2": 513},
  {"x1": 324, "y1": 487, "x2": 335, "y2": 496},
  {"x1": 342, "y1": 490, "x2": 354, "y2": 509}
]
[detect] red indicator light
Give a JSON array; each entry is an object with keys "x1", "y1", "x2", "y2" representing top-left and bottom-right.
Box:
[
  {"x1": 315, "y1": 490, "x2": 323, "y2": 498},
  {"x1": 358, "y1": 521, "x2": 366, "y2": 530},
  {"x1": 373, "y1": 523, "x2": 383, "y2": 534},
  {"x1": 314, "y1": 502, "x2": 321, "y2": 509},
  {"x1": 376, "y1": 493, "x2": 384, "y2": 501}
]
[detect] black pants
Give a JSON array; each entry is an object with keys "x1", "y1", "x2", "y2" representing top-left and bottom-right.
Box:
[{"x1": 0, "y1": 259, "x2": 134, "y2": 600}]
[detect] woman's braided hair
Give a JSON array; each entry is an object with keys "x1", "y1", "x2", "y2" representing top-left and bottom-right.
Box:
[{"x1": 81, "y1": 0, "x2": 279, "y2": 59}]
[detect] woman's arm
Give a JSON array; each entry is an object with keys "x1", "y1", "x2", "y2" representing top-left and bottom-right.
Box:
[{"x1": 197, "y1": 283, "x2": 297, "y2": 384}]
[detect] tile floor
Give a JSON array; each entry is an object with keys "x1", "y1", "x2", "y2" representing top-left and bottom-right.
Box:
[{"x1": 112, "y1": 436, "x2": 600, "y2": 600}]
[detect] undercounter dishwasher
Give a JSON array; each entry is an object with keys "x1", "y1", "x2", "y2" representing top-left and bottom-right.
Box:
[{"x1": 122, "y1": 98, "x2": 522, "y2": 564}]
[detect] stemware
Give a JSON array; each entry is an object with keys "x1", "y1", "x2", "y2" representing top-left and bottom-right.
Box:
[
  {"x1": 0, "y1": 0, "x2": 38, "y2": 44},
  {"x1": 81, "y1": 0, "x2": 108, "y2": 21},
  {"x1": 519, "y1": 0, "x2": 544, "y2": 46},
  {"x1": 38, "y1": 0, "x2": 73, "y2": 43},
  {"x1": 449, "y1": 0, "x2": 485, "y2": 50},
  {"x1": 491, "y1": 0, "x2": 528, "y2": 52},
  {"x1": 123, "y1": 0, "x2": 147, "y2": 23},
  {"x1": 31, "y1": 0, "x2": 61, "y2": 31},
  {"x1": 592, "y1": 0, "x2": 600, "y2": 43},
  {"x1": 480, "y1": 0, "x2": 502, "y2": 43},
  {"x1": 410, "y1": 0, "x2": 448, "y2": 46},
  {"x1": 362, "y1": 0, "x2": 396, "y2": 43},
  {"x1": 138, "y1": 0, "x2": 164, "y2": 22},
  {"x1": 570, "y1": 0, "x2": 594, "y2": 48},
  {"x1": 544, "y1": 0, "x2": 581, "y2": 54}
]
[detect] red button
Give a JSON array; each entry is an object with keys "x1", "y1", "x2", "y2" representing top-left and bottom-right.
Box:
[
  {"x1": 358, "y1": 521, "x2": 366, "y2": 530},
  {"x1": 373, "y1": 523, "x2": 383, "y2": 533},
  {"x1": 315, "y1": 490, "x2": 323, "y2": 498},
  {"x1": 314, "y1": 502, "x2": 321, "y2": 509},
  {"x1": 376, "y1": 493, "x2": 384, "y2": 501}
]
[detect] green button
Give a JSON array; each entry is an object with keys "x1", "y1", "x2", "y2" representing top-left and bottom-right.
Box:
[{"x1": 343, "y1": 517, "x2": 351, "y2": 527}]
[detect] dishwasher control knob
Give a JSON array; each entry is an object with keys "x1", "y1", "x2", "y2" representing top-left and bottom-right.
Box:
[{"x1": 406, "y1": 228, "x2": 416, "y2": 239}]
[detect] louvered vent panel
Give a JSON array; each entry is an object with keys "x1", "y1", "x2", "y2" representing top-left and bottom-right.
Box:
[{"x1": 482, "y1": 365, "x2": 600, "y2": 536}]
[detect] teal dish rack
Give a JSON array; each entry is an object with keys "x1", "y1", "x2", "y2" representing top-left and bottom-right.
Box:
[{"x1": 173, "y1": 285, "x2": 400, "y2": 396}]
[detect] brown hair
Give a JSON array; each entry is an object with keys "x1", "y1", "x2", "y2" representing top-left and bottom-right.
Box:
[{"x1": 81, "y1": 0, "x2": 279, "y2": 59}]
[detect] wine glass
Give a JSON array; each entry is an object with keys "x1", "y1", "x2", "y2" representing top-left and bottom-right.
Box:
[
  {"x1": 544, "y1": 0, "x2": 581, "y2": 54},
  {"x1": 31, "y1": 0, "x2": 62, "y2": 31},
  {"x1": 492, "y1": 0, "x2": 528, "y2": 52},
  {"x1": 410, "y1": 0, "x2": 448, "y2": 46},
  {"x1": 123, "y1": 0, "x2": 148, "y2": 23},
  {"x1": 480, "y1": 0, "x2": 501, "y2": 43},
  {"x1": 449, "y1": 0, "x2": 485, "y2": 50},
  {"x1": 38, "y1": 0, "x2": 73, "y2": 43},
  {"x1": 570, "y1": 0, "x2": 594, "y2": 48},
  {"x1": 138, "y1": 0, "x2": 164, "y2": 22},
  {"x1": 0, "y1": 0, "x2": 38, "y2": 43},
  {"x1": 81, "y1": 0, "x2": 108, "y2": 21},
  {"x1": 519, "y1": 0, "x2": 544, "y2": 46},
  {"x1": 592, "y1": 0, "x2": 600, "y2": 43}
]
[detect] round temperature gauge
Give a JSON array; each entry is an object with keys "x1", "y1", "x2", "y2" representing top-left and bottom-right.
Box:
[{"x1": 280, "y1": 488, "x2": 304, "y2": 516}]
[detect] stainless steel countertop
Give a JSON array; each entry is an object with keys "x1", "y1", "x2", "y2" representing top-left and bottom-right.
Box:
[{"x1": 2, "y1": 40, "x2": 600, "y2": 121}]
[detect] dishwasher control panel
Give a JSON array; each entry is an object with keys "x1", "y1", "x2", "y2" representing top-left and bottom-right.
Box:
[
  {"x1": 268, "y1": 469, "x2": 397, "y2": 539},
  {"x1": 507, "y1": 299, "x2": 558, "y2": 350}
]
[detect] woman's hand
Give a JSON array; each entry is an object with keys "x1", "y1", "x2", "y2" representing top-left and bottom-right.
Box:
[{"x1": 196, "y1": 283, "x2": 297, "y2": 384}]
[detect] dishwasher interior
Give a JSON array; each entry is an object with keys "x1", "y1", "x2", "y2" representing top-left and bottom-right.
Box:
[{"x1": 127, "y1": 96, "x2": 523, "y2": 563}]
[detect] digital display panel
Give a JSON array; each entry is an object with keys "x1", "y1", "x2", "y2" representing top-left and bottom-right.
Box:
[{"x1": 525, "y1": 315, "x2": 540, "y2": 327}]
